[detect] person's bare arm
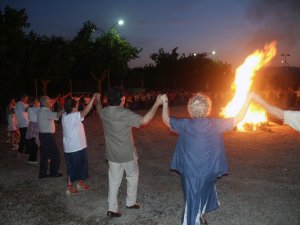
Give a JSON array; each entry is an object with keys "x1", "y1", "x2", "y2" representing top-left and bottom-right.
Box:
[
  {"x1": 95, "y1": 93, "x2": 102, "y2": 114},
  {"x1": 161, "y1": 94, "x2": 170, "y2": 128},
  {"x1": 140, "y1": 94, "x2": 162, "y2": 125},
  {"x1": 252, "y1": 93, "x2": 284, "y2": 120},
  {"x1": 57, "y1": 109, "x2": 65, "y2": 118},
  {"x1": 233, "y1": 93, "x2": 253, "y2": 127},
  {"x1": 80, "y1": 94, "x2": 96, "y2": 118}
]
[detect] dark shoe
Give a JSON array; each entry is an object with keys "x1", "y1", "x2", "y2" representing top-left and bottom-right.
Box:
[
  {"x1": 126, "y1": 203, "x2": 140, "y2": 209},
  {"x1": 50, "y1": 172, "x2": 63, "y2": 177},
  {"x1": 38, "y1": 174, "x2": 50, "y2": 179},
  {"x1": 107, "y1": 211, "x2": 122, "y2": 217}
]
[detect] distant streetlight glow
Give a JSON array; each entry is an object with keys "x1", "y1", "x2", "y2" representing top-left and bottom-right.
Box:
[
  {"x1": 281, "y1": 53, "x2": 290, "y2": 71},
  {"x1": 212, "y1": 50, "x2": 216, "y2": 55},
  {"x1": 118, "y1": 20, "x2": 124, "y2": 25}
]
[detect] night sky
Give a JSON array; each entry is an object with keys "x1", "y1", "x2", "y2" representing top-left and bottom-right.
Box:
[{"x1": 2, "y1": 0, "x2": 300, "y2": 70}]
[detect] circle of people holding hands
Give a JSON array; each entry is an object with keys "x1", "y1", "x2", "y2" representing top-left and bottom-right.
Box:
[{"x1": 5, "y1": 87, "x2": 300, "y2": 225}]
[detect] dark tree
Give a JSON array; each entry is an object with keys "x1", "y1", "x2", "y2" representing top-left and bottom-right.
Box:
[
  {"x1": 91, "y1": 29, "x2": 141, "y2": 93},
  {"x1": 0, "y1": 6, "x2": 30, "y2": 96}
]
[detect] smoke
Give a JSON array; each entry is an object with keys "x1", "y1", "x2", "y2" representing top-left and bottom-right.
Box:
[{"x1": 246, "y1": 0, "x2": 300, "y2": 51}]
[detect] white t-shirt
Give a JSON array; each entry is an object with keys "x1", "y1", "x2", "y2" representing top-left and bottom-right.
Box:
[
  {"x1": 62, "y1": 112, "x2": 87, "y2": 153},
  {"x1": 284, "y1": 110, "x2": 300, "y2": 131}
]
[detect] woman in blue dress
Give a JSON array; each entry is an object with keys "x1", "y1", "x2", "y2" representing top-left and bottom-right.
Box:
[{"x1": 161, "y1": 92, "x2": 252, "y2": 225}]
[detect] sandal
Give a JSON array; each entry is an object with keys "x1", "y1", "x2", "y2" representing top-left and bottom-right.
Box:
[
  {"x1": 76, "y1": 181, "x2": 90, "y2": 190},
  {"x1": 66, "y1": 185, "x2": 78, "y2": 195}
]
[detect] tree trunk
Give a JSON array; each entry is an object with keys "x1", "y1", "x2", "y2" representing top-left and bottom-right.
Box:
[
  {"x1": 41, "y1": 80, "x2": 50, "y2": 95},
  {"x1": 107, "y1": 68, "x2": 110, "y2": 90},
  {"x1": 97, "y1": 79, "x2": 102, "y2": 94},
  {"x1": 92, "y1": 71, "x2": 107, "y2": 94}
]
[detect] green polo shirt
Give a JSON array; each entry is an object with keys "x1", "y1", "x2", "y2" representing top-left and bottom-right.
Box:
[{"x1": 98, "y1": 106, "x2": 141, "y2": 163}]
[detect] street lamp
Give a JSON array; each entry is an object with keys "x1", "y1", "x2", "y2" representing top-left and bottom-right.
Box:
[
  {"x1": 281, "y1": 53, "x2": 290, "y2": 71},
  {"x1": 93, "y1": 19, "x2": 124, "y2": 35},
  {"x1": 93, "y1": 20, "x2": 125, "y2": 90},
  {"x1": 193, "y1": 51, "x2": 216, "y2": 57},
  {"x1": 207, "y1": 50, "x2": 216, "y2": 56}
]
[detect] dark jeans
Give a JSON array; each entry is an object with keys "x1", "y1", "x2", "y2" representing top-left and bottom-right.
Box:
[
  {"x1": 27, "y1": 138, "x2": 38, "y2": 162},
  {"x1": 18, "y1": 127, "x2": 28, "y2": 154},
  {"x1": 39, "y1": 133, "x2": 60, "y2": 176}
]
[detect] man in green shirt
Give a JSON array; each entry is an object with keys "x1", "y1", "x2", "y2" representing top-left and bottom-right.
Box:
[{"x1": 96, "y1": 87, "x2": 162, "y2": 217}]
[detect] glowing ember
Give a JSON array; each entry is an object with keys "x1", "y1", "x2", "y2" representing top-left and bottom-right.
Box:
[{"x1": 221, "y1": 41, "x2": 277, "y2": 131}]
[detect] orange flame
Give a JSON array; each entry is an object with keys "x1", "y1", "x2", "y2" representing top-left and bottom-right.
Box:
[{"x1": 221, "y1": 41, "x2": 277, "y2": 131}]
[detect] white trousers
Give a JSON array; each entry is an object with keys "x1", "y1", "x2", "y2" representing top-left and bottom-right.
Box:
[{"x1": 108, "y1": 159, "x2": 139, "y2": 212}]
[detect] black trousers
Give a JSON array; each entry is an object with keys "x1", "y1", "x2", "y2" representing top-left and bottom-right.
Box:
[
  {"x1": 18, "y1": 127, "x2": 28, "y2": 154},
  {"x1": 27, "y1": 138, "x2": 38, "y2": 162},
  {"x1": 39, "y1": 133, "x2": 60, "y2": 176}
]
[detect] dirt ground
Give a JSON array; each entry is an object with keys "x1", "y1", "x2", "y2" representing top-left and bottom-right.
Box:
[{"x1": 0, "y1": 106, "x2": 299, "y2": 225}]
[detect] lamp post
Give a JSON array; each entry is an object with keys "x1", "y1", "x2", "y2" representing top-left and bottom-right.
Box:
[
  {"x1": 93, "y1": 19, "x2": 124, "y2": 35},
  {"x1": 193, "y1": 51, "x2": 216, "y2": 57},
  {"x1": 281, "y1": 53, "x2": 290, "y2": 71},
  {"x1": 93, "y1": 20, "x2": 124, "y2": 90},
  {"x1": 207, "y1": 50, "x2": 216, "y2": 56}
]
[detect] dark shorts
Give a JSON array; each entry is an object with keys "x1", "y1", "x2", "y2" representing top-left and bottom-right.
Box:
[{"x1": 64, "y1": 148, "x2": 89, "y2": 182}]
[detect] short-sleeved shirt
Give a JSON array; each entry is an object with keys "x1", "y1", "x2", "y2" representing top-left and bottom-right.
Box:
[
  {"x1": 15, "y1": 101, "x2": 29, "y2": 128},
  {"x1": 98, "y1": 106, "x2": 141, "y2": 163},
  {"x1": 62, "y1": 112, "x2": 87, "y2": 153},
  {"x1": 38, "y1": 107, "x2": 59, "y2": 133},
  {"x1": 28, "y1": 107, "x2": 40, "y2": 122},
  {"x1": 170, "y1": 117, "x2": 234, "y2": 178},
  {"x1": 284, "y1": 110, "x2": 300, "y2": 131}
]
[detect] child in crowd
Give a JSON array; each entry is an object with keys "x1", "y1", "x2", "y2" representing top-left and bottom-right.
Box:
[
  {"x1": 6, "y1": 98, "x2": 16, "y2": 143},
  {"x1": 7, "y1": 108, "x2": 19, "y2": 150}
]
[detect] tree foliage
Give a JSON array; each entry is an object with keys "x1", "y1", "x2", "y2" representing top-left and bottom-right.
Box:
[
  {"x1": 90, "y1": 29, "x2": 141, "y2": 92},
  {"x1": 0, "y1": 6, "x2": 29, "y2": 82},
  {"x1": 0, "y1": 6, "x2": 234, "y2": 102},
  {"x1": 148, "y1": 48, "x2": 233, "y2": 91}
]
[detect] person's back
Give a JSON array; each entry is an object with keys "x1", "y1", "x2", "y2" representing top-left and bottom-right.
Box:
[
  {"x1": 15, "y1": 99, "x2": 29, "y2": 128},
  {"x1": 95, "y1": 87, "x2": 162, "y2": 217},
  {"x1": 170, "y1": 117, "x2": 232, "y2": 179},
  {"x1": 100, "y1": 106, "x2": 140, "y2": 163}
]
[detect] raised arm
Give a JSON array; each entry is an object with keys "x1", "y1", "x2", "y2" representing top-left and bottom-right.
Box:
[
  {"x1": 80, "y1": 93, "x2": 96, "y2": 118},
  {"x1": 95, "y1": 93, "x2": 102, "y2": 114},
  {"x1": 252, "y1": 92, "x2": 284, "y2": 120},
  {"x1": 233, "y1": 92, "x2": 253, "y2": 127},
  {"x1": 140, "y1": 94, "x2": 162, "y2": 125},
  {"x1": 161, "y1": 94, "x2": 170, "y2": 128},
  {"x1": 57, "y1": 109, "x2": 65, "y2": 118}
]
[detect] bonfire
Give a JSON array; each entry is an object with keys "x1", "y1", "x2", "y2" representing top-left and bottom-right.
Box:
[{"x1": 221, "y1": 41, "x2": 277, "y2": 131}]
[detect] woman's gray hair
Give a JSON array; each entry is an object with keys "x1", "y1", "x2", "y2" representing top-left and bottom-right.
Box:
[
  {"x1": 187, "y1": 93, "x2": 212, "y2": 118},
  {"x1": 39, "y1": 96, "x2": 49, "y2": 107}
]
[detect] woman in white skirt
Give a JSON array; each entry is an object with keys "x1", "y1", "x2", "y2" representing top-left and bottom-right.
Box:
[{"x1": 62, "y1": 93, "x2": 96, "y2": 195}]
